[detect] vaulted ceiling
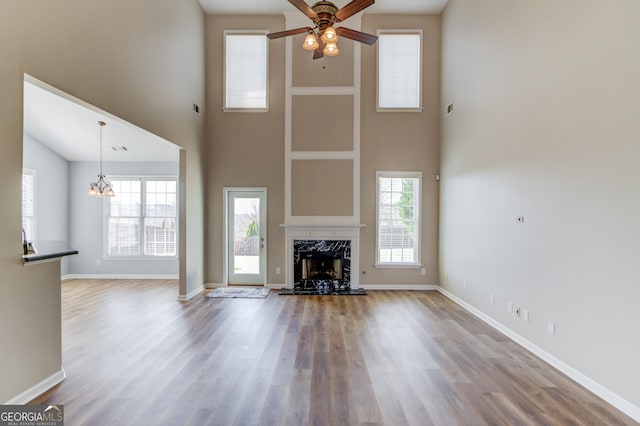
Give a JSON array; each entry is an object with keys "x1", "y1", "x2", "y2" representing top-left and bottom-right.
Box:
[{"x1": 197, "y1": 0, "x2": 448, "y2": 15}]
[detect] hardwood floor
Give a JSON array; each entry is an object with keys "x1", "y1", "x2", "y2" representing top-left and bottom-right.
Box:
[{"x1": 32, "y1": 279, "x2": 636, "y2": 425}]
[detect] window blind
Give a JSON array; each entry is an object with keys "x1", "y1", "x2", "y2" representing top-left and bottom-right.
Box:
[
  {"x1": 107, "y1": 178, "x2": 178, "y2": 257},
  {"x1": 378, "y1": 32, "x2": 422, "y2": 109},
  {"x1": 225, "y1": 33, "x2": 268, "y2": 109},
  {"x1": 22, "y1": 171, "x2": 35, "y2": 241},
  {"x1": 377, "y1": 173, "x2": 421, "y2": 265}
]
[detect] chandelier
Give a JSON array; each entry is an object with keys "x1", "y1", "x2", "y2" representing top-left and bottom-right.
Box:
[{"x1": 88, "y1": 120, "x2": 115, "y2": 197}]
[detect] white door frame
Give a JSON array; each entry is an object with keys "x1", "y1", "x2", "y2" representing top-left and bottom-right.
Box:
[{"x1": 223, "y1": 187, "x2": 268, "y2": 286}]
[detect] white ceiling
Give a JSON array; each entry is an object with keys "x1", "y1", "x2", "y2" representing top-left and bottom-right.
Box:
[
  {"x1": 198, "y1": 0, "x2": 448, "y2": 15},
  {"x1": 23, "y1": 80, "x2": 180, "y2": 163}
]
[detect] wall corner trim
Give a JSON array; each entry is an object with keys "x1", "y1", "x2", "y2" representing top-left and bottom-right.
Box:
[
  {"x1": 437, "y1": 287, "x2": 640, "y2": 422},
  {"x1": 178, "y1": 285, "x2": 205, "y2": 302},
  {"x1": 3, "y1": 368, "x2": 66, "y2": 405}
]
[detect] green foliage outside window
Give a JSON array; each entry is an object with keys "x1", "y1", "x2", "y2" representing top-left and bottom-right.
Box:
[
  {"x1": 246, "y1": 220, "x2": 259, "y2": 237},
  {"x1": 398, "y1": 179, "x2": 415, "y2": 234}
]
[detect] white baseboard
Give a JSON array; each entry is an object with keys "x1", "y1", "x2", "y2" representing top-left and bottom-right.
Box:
[
  {"x1": 178, "y1": 285, "x2": 205, "y2": 301},
  {"x1": 62, "y1": 274, "x2": 179, "y2": 280},
  {"x1": 437, "y1": 287, "x2": 640, "y2": 422},
  {"x1": 359, "y1": 284, "x2": 438, "y2": 291},
  {"x1": 205, "y1": 283, "x2": 436, "y2": 291},
  {"x1": 205, "y1": 283, "x2": 224, "y2": 289},
  {"x1": 205, "y1": 283, "x2": 285, "y2": 290},
  {"x1": 266, "y1": 283, "x2": 284, "y2": 290},
  {"x1": 4, "y1": 368, "x2": 66, "y2": 405}
]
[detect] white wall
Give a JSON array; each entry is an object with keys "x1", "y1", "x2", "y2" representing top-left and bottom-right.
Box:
[
  {"x1": 23, "y1": 134, "x2": 71, "y2": 275},
  {"x1": 440, "y1": 0, "x2": 640, "y2": 415},
  {"x1": 68, "y1": 161, "x2": 179, "y2": 277}
]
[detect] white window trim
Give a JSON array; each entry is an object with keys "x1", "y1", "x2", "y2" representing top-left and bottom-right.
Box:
[
  {"x1": 104, "y1": 175, "x2": 179, "y2": 260},
  {"x1": 223, "y1": 30, "x2": 269, "y2": 113},
  {"x1": 376, "y1": 29, "x2": 423, "y2": 112},
  {"x1": 22, "y1": 168, "x2": 36, "y2": 241},
  {"x1": 375, "y1": 171, "x2": 422, "y2": 268}
]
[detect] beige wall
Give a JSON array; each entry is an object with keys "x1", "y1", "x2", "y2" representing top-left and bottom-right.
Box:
[
  {"x1": 292, "y1": 96, "x2": 354, "y2": 151},
  {"x1": 0, "y1": 0, "x2": 205, "y2": 402},
  {"x1": 205, "y1": 15, "x2": 286, "y2": 285},
  {"x1": 360, "y1": 15, "x2": 442, "y2": 286},
  {"x1": 206, "y1": 14, "x2": 441, "y2": 287},
  {"x1": 291, "y1": 160, "x2": 354, "y2": 216},
  {"x1": 441, "y1": 0, "x2": 640, "y2": 411}
]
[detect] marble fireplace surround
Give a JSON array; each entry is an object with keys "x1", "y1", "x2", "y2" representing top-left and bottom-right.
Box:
[{"x1": 282, "y1": 224, "x2": 363, "y2": 290}]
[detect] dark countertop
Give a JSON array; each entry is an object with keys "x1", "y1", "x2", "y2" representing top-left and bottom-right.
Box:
[{"x1": 22, "y1": 240, "x2": 79, "y2": 263}]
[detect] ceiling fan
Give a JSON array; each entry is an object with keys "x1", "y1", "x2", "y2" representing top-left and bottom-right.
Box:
[{"x1": 267, "y1": 0, "x2": 378, "y2": 59}]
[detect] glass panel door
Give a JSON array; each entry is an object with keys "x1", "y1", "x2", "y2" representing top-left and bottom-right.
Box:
[{"x1": 227, "y1": 189, "x2": 266, "y2": 285}]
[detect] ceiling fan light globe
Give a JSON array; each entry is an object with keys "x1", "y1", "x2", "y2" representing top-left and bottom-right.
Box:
[
  {"x1": 302, "y1": 33, "x2": 319, "y2": 50},
  {"x1": 323, "y1": 42, "x2": 339, "y2": 56},
  {"x1": 321, "y1": 26, "x2": 338, "y2": 43}
]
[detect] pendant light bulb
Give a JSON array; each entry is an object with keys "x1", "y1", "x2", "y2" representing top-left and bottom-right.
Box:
[
  {"x1": 323, "y1": 42, "x2": 339, "y2": 57},
  {"x1": 321, "y1": 26, "x2": 338, "y2": 43},
  {"x1": 302, "y1": 33, "x2": 319, "y2": 51}
]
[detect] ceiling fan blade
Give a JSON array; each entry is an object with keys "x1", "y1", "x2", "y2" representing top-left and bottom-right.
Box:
[
  {"x1": 313, "y1": 39, "x2": 325, "y2": 59},
  {"x1": 335, "y1": 27, "x2": 378, "y2": 45},
  {"x1": 335, "y1": 0, "x2": 375, "y2": 22},
  {"x1": 288, "y1": 0, "x2": 318, "y2": 20},
  {"x1": 267, "y1": 27, "x2": 313, "y2": 40}
]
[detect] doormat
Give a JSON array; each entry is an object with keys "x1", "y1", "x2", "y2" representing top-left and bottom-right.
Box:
[{"x1": 205, "y1": 287, "x2": 271, "y2": 299}]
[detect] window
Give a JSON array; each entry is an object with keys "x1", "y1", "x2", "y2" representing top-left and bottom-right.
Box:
[
  {"x1": 107, "y1": 177, "x2": 177, "y2": 257},
  {"x1": 377, "y1": 31, "x2": 422, "y2": 111},
  {"x1": 22, "y1": 169, "x2": 35, "y2": 241},
  {"x1": 224, "y1": 31, "x2": 268, "y2": 111},
  {"x1": 376, "y1": 172, "x2": 421, "y2": 266}
]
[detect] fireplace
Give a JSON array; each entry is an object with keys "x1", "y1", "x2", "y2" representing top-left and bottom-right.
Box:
[
  {"x1": 293, "y1": 240, "x2": 350, "y2": 294},
  {"x1": 282, "y1": 224, "x2": 365, "y2": 295}
]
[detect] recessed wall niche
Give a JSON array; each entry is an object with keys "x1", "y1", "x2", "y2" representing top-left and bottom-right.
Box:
[
  {"x1": 291, "y1": 159, "x2": 354, "y2": 216},
  {"x1": 292, "y1": 95, "x2": 354, "y2": 151}
]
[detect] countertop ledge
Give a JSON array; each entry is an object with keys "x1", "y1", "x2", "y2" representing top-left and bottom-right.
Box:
[{"x1": 22, "y1": 240, "x2": 78, "y2": 263}]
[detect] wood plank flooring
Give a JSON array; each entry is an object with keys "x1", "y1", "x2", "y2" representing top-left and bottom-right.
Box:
[{"x1": 32, "y1": 279, "x2": 637, "y2": 425}]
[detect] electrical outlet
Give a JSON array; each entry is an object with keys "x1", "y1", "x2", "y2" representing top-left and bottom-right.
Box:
[
  {"x1": 507, "y1": 302, "x2": 513, "y2": 313},
  {"x1": 444, "y1": 273, "x2": 449, "y2": 283},
  {"x1": 490, "y1": 294, "x2": 495, "y2": 304},
  {"x1": 421, "y1": 268, "x2": 426, "y2": 276},
  {"x1": 463, "y1": 281, "x2": 468, "y2": 290},
  {"x1": 275, "y1": 267, "x2": 281, "y2": 275},
  {"x1": 523, "y1": 309, "x2": 530, "y2": 322},
  {"x1": 548, "y1": 321, "x2": 555, "y2": 335},
  {"x1": 515, "y1": 307, "x2": 521, "y2": 317}
]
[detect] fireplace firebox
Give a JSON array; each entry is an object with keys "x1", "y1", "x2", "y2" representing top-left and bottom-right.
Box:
[{"x1": 293, "y1": 240, "x2": 351, "y2": 294}]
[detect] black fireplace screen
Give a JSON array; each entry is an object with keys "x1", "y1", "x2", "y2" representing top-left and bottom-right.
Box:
[
  {"x1": 293, "y1": 240, "x2": 351, "y2": 293},
  {"x1": 302, "y1": 258, "x2": 343, "y2": 280}
]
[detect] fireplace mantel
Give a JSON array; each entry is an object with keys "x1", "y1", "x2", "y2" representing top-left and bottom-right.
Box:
[{"x1": 282, "y1": 224, "x2": 364, "y2": 289}]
